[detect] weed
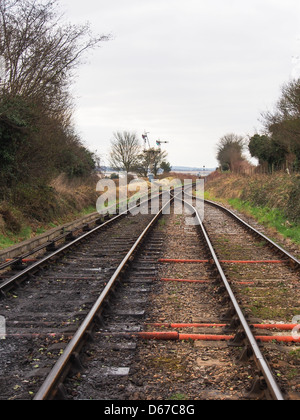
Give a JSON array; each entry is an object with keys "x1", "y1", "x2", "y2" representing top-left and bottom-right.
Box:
[
  {"x1": 287, "y1": 368, "x2": 298, "y2": 380},
  {"x1": 289, "y1": 348, "x2": 300, "y2": 360},
  {"x1": 204, "y1": 174, "x2": 300, "y2": 246},
  {"x1": 158, "y1": 218, "x2": 166, "y2": 229},
  {"x1": 148, "y1": 357, "x2": 186, "y2": 373},
  {"x1": 227, "y1": 198, "x2": 300, "y2": 245},
  {"x1": 169, "y1": 393, "x2": 189, "y2": 400}
]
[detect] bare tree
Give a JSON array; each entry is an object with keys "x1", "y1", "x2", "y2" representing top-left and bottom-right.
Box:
[
  {"x1": 109, "y1": 131, "x2": 141, "y2": 173},
  {"x1": 0, "y1": 0, "x2": 110, "y2": 114}
]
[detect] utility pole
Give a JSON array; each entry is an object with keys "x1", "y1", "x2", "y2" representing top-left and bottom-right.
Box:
[{"x1": 142, "y1": 132, "x2": 151, "y2": 152}]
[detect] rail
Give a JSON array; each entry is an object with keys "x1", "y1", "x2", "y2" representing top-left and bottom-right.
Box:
[
  {"x1": 13, "y1": 188, "x2": 293, "y2": 400},
  {"x1": 176, "y1": 194, "x2": 285, "y2": 400},
  {"x1": 34, "y1": 195, "x2": 174, "y2": 400},
  {"x1": 0, "y1": 191, "x2": 164, "y2": 293},
  {"x1": 204, "y1": 199, "x2": 299, "y2": 267}
]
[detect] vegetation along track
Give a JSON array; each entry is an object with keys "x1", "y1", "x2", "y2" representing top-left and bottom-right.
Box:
[{"x1": 0, "y1": 191, "x2": 299, "y2": 400}]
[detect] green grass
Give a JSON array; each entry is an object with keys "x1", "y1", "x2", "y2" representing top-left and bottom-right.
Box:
[
  {"x1": 204, "y1": 191, "x2": 300, "y2": 246},
  {"x1": 0, "y1": 205, "x2": 97, "y2": 251},
  {"x1": 227, "y1": 198, "x2": 300, "y2": 245},
  {"x1": 289, "y1": 348, "x2": 300, "y2": 360},
  {"x1": 169, "y1": 393, "x2": 189, "y2": 400},
  {"x1": 79, "y1": 205, "x2": 96, "y2": 215},
  {"x1": 0, "y1": 226, "x2": 32, "y2": 250}
]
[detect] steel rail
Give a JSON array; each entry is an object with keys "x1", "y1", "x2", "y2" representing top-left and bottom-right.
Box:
[
  {"x1": 175, "y1": 195, "x2": 285, "y2": 401},
  {"x1": 204, "y1": 199, "x2": 300, "y2": 267},
  {"x1": 0, "y1": 183, "x2": 155, "y2": 272},
  {"x1": 185, "y1": 191, "x2": 299, "y2": 267},
  {"x1": 34, "y1": 196, "x2": 173, "y2": 400},
  {"x1": 0, "y1": 214, "x2": 104, "y2": 271},
  {"x1": 0, "y1": 213, "x2": 124, "y2": 292},
  {"x1": 0, "y1": 195, "x2": 157, "y2": 293}
]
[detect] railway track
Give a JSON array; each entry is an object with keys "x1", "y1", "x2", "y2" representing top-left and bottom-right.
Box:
[
  {"x1": 0, "y1": 190, "x2": 299, "y2": 400},
  {"x1": 0, "y1": 211, "x2": 103, "y2": 274},
  {"x1": 0, "y1": 197, "x2": 161, "y2": 400},
  {"x1": 202, "y1": 199, "x2": 300, "y2": 399}
]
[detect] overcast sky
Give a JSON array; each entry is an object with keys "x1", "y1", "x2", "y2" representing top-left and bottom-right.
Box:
[{"x1": 61, "y1": 0, "x2": 300, "y2": 168}]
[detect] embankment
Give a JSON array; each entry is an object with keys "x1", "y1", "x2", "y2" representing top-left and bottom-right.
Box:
[
  {"x1": 0, "y1": 174, "x2": 98, "y2": 249},
  {"x1": 205, "y1": 172, "x2": 300, "y2": 245}
]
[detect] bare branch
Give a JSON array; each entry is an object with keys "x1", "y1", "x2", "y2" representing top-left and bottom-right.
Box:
[
  {"x1": 0, "y1": 0, "x2": 111, "y2": 111},
  {"x1": 109, "y1": 131, "x2": 141, "y2": 173}
]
